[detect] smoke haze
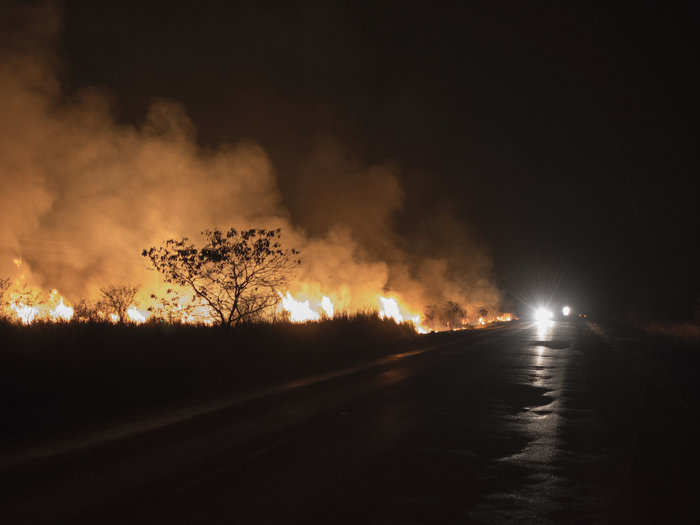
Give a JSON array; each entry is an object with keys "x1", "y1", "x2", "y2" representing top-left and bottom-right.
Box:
[{"x1": 1, "y1": 5, "x2": 501, "y2": 324}]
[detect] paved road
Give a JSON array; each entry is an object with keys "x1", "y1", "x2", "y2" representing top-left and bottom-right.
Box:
[{"x1": 3, "y1": 320, "x2": 699, "y2": 523}]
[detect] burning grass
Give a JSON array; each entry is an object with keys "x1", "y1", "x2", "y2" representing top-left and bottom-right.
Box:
[{"x1": 1, "y1": 255, "x2": 511, "y2": 332}]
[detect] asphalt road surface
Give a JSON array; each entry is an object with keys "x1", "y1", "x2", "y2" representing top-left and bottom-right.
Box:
[{"x1": 3, "y1": 320, "x2": 699, "y2": 524}]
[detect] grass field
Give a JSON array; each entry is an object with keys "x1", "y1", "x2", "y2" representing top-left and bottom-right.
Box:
[{"x1": 1, "y1": 314, "x2": 436, "y2": 452}]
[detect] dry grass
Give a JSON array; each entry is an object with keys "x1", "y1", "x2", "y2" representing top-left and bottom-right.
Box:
[{"x1": 0, "y1": 314, "x2": 421, "y2": 450}]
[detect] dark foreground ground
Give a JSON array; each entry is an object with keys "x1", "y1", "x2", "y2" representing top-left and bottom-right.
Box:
[{"x1": 2, "y1": 320, "x2": 700, "y2": 524}]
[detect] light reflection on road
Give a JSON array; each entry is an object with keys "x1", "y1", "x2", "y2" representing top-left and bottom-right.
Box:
[
  {"x1": 535, "y1": 319, "x2": 556, "y2": 340},
  {"x1": 475, "y1": 320, "x2": 573, "y2": 521},
  {"x1": 508, "y1": 321, "x2": 565, "y2": 465}
]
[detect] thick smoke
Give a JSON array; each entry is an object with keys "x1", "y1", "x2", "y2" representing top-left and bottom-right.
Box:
[
  {"x1": 1, "y1": 5, "x2": 501, "y2": 325},
  {"x1": 284, "y1": 141, "x2": 501, "y2": 319}
]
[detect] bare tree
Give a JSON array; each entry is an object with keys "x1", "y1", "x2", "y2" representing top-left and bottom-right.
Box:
[
  {"x1": 98, "y1": 285, "x2": 137, "y2": 323},
  {"x1": 143, "y1": 228, "x2": 300, "y2": 327},
  {"x1": 73, "y1": 299, "x2": 100, "y2": 322}
]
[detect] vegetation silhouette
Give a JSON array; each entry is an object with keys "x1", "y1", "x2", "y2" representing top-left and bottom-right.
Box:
[
  {"x1": 0, "y1": 313, "x2": 423, "y2": 450},
  {"x1": 98, "y1": 285, "x2": 138, "y2": 323},
  {"x1": 146, "y1": 288, "x2": 203, "y2": 324},
  {"x1": 143, "y1": 228, "x2": 300, "y2": 327},
  {"x1": 424, "y1": 301, "x2": 466, "y2": 330}
]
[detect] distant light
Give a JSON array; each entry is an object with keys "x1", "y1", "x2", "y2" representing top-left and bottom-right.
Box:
[
  {"x1": 534, "y1": 307, "x2": 553, "y2": 322},
  {"x1": 562, "y1": 305, "x2": 571, "y2": 316}
]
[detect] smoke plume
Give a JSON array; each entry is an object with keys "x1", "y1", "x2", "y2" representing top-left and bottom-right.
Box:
[{"x1": 1, "y1": 5, "x2": 501, "y2": 326}]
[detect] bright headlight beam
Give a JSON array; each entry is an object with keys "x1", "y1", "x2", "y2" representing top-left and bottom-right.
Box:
[
  {"x1": 562, "y1": 305, "x2": 571, "y2": 316},
  {"x1": 534, "y1": 307, "x2": 553, "y2": 322}
]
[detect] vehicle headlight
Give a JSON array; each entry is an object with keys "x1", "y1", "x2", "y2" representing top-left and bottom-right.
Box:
[{"x1": 534, "y1": 307, "x2": 553, "y2": 322}]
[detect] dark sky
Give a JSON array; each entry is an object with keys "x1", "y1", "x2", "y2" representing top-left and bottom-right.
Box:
[{"x1": 59, "y1": 2, "x2": 698, "y2": 320}]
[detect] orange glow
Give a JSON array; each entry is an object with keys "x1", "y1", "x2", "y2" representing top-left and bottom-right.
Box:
[
  {"x1": 0, "y1": 30, "x2": 509, "y2": 334},
  {"x1": 2, "y1": 263, "x2": 75, "y2": 323},
  {"x1": 1, "y1": 257, "x2": 512, "y2": 332}
]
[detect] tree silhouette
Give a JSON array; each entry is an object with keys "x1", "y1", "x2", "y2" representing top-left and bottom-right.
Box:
[
  {"x1": 73, "y1": 299, "x2": 100, "y2": 322},
  {"x1": 143, "y1": 228, "x2": 300, "y2": 327},
  {"x1": 98, "y1": 285, "x2": 138, "y2": 323}
]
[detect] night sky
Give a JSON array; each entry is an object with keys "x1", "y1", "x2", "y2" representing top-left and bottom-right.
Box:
[{"x1": 58, "y1": 3, "x2": 699, "y2": 320}]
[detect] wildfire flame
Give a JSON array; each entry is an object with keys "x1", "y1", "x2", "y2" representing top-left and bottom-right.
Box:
[
  {"x1": 10, "y1": 303, "x2": 39, "y2": 324},
  {"x1": 276, "y1": 292, "x2": 430, "y2": 333},
  {"x1": 279, "y1": 292, "x2": 322, "y2": 322},
  {"x1": 2, "y1": 258, "x2": 511, "y2": 332},
  {"x1": 5, "y1": 277, "x2": 74, "y2": 324},
  {"x1": 378, "y1": 296, "x2": 428, "y2": 333},
  {"x1": 50, "y1": 297, "x2": 74, "y2": 322},
  {"x1": 127, "y1": 307, "x2": 147, "y2": 324},
  {"x1": 7, "y1": 296, "x2": 76, "y2": 324},
  {"x1": 320, "y1": 296, "x2": 334, "y2": 318}
]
